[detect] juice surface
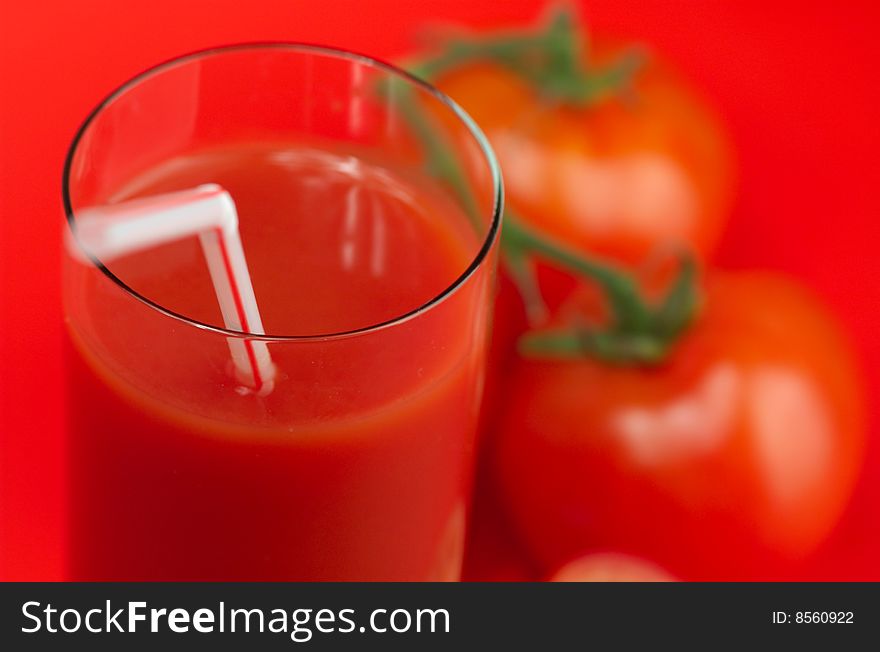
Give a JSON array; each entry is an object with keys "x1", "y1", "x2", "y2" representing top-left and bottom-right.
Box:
[
  {"x1": 105, "y1": 141, "x2": 476, "y2": 337},
  {"x1": 65, "y1": 141, "x2": 489, "y2": 580}
]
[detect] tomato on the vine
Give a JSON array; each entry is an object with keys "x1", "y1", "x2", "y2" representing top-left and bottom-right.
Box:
[
  {"x1": 429, "y1": 27, "x2": 734, "y2": 269},
  {"x1": 494, "y1": 272, "x2": 865, "y2": 580},
  {"x1": 405, "y1": 10, "x2": 862, "y2": 581},
  {"x1": 413, "y1": 8, "x2": 735, "y2": 374}
]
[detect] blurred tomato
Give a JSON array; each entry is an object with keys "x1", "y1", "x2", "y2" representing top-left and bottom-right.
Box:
[
  {"x1": 550, "y1": 552, "x2": 674, "y2": 582},
  {"x1": 494, "y1": 271, "x2": 865, "y2": 580},
  {"x1": 433, "y1": 33, "x2": 734, "y2": 269},
  {"x1": 420, "y1": 13, "x2": 736, "y2": 410}
]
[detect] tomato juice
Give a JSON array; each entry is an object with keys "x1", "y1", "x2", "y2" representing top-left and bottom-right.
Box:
[{"x1": 64, "y1": 140, "x2": 492, "y2": 580}]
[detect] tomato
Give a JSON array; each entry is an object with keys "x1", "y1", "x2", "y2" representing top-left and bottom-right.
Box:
[
  {"x1": 420, "y1": 17, "x2": 736, "y2": 398},
  {"x1": 434, "y1": 36, "x2": 734, "y2": 268},
  {"x1": 550, "y1": 553, "x2": 674, "y2": 582},
  {"x1": 493, "y1": 272, "x2": 865, "y2": 580}
]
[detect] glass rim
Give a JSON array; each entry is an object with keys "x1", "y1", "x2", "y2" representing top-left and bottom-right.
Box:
[{"x1": 62, "y1": 41, "x2": 504, "y2": 342}]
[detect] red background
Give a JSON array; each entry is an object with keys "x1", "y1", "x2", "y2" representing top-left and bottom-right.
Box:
[{"x1": 1, "y1": 0, "x2": 878, "y2": 580}]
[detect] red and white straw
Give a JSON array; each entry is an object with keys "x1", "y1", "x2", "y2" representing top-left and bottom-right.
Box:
[{"x1": 71, "y1": 184, "x2": 276, "y2": 396}]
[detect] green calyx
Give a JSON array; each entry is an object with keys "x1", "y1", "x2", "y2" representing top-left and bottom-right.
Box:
[
  {"x1": 398, "y1": 5, "x2": 699, "y2": 364},
  {"x1": 408, "y1": 5, "x2": 645, "y2": 107},
  {"x1": 504, "y1": 217, "x2": 699, "y2": 364}
]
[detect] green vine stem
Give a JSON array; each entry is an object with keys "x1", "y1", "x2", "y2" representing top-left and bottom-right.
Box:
[{"x1": 394, "y1": 5, "x2": 699, "y2": 364}]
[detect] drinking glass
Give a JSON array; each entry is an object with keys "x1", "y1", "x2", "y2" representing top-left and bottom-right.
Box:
[{"x1": 62, "y1": 44, "x2": 502, "y2": 580}]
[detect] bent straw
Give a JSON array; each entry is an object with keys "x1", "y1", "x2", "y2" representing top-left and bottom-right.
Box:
[{"x1": 70, "y1": 184, "x2": 276, "y2": 396}]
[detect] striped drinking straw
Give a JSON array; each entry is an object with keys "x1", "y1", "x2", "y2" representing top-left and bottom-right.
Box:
[{"x1": 69, "y1": 184, "x2": 276, "y2": 396}]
